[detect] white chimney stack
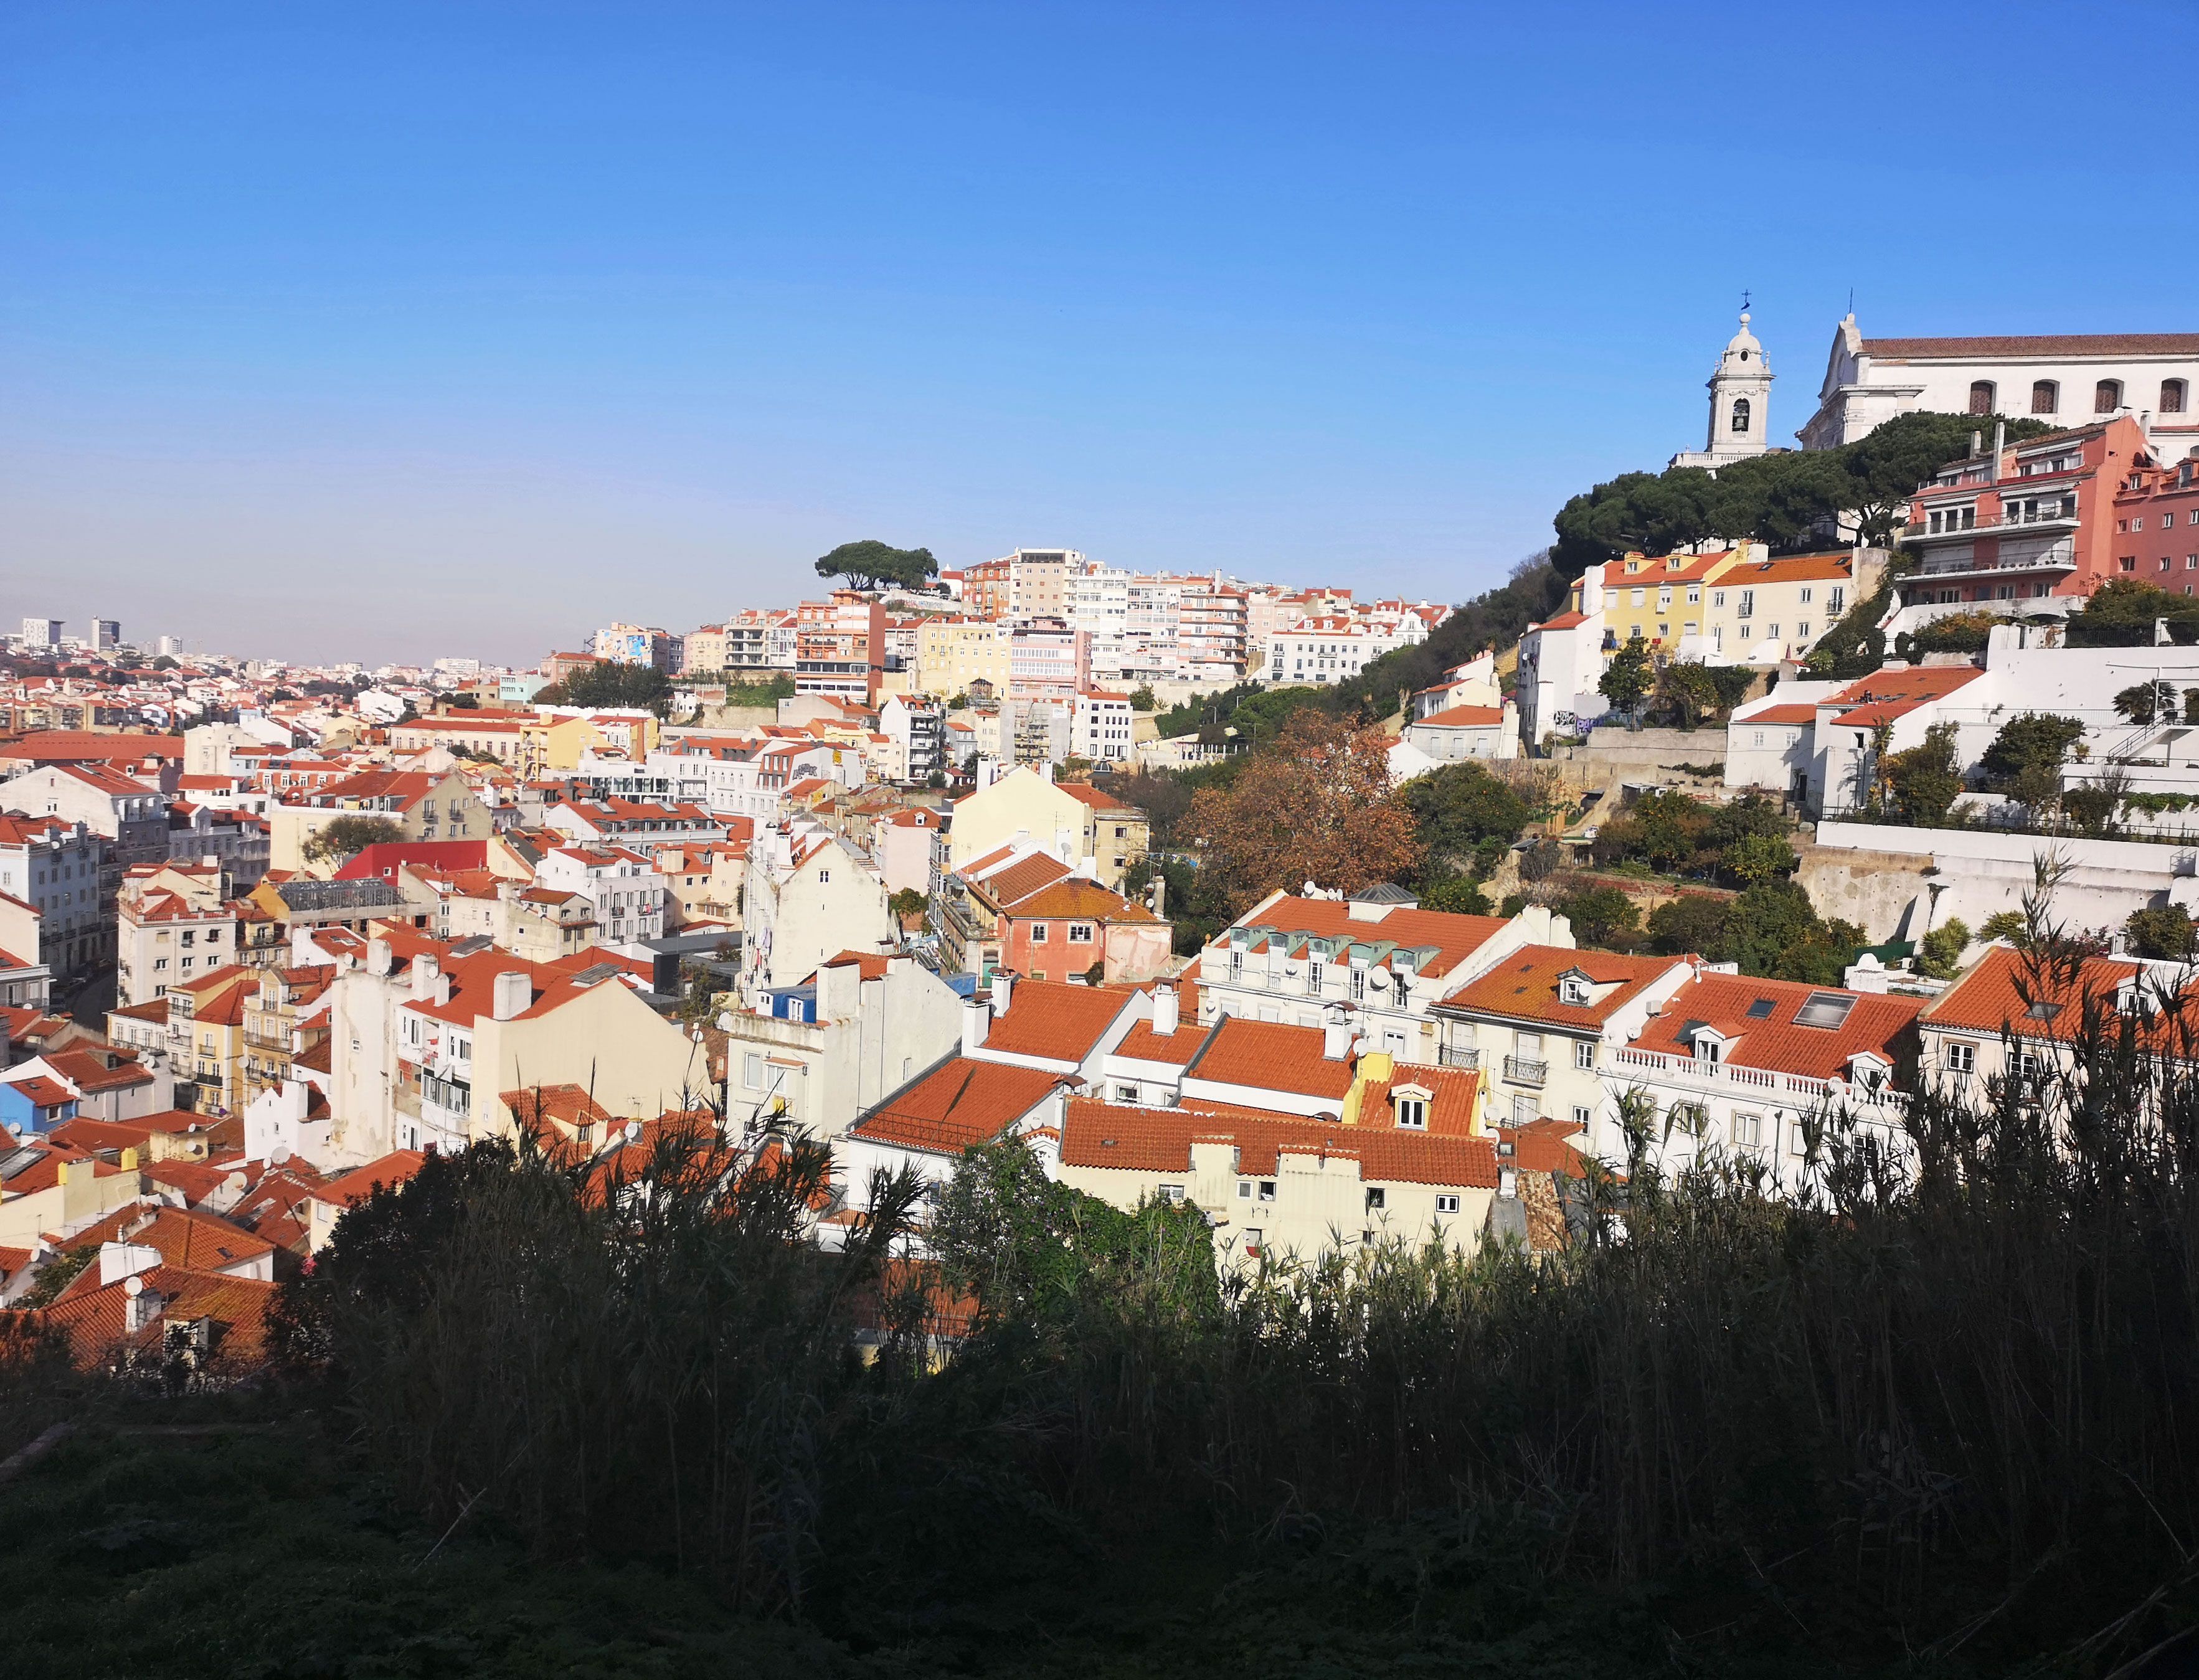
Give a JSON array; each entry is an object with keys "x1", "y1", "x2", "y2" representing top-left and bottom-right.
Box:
[
  {"x1": 410, "y1": 954, "x2": 440, "y2": 1001},
  {"x1": 961, "y1": 996, "x2": 992, "y2": 1056},
  {"x1": 491, "y1": 971, "x2": 531, "y2": 1022},
  {"x1": 991, "y1": 970, "x2": 1014, "y2": 1017},
  {"x1": 1322, "y1": 1008, "x2": 1355, "y2": 1062},
  {"x1": 1151, "y1": 983, "x2": 1179, "y2": 1037},
  {"x1": 366, "y1": 937, "x2": 394, "y2": 978}
]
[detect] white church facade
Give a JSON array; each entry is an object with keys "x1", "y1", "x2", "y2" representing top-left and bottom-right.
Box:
[{"x1": 1795, "y1": 318, "x2": 2199, "y2": 455}]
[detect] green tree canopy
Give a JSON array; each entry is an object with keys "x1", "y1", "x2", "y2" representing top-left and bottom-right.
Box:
[
  {"x1": 1598, "y1": 645, "x2": 1653, "y2": 717},
  {"x1": 1977, "y1": 712, "x2": 2085, "y2": 803},
  {"x1": 539, "y1": 661, "x2": 674, "y2": 717},
  {"x1": 814, "y1": 540, "x2": 939, "y2": 592},
  {"x1": 1551, "y1": 412, "x2": 2057, "y2": 580},
  {"x1": 2064, "y1": 577, "x2": 2199, "y2": 648},
  {"x1": 1884, "y1": 720, "x2": 1964, "y2": 827},
  {"x1": 1401, "y1": 762, "x2": 1533, "y2": 874},
  {"x1": 303, "y1": 814, "x2": 406, "y2": 863},
  {"x1": 1559, "y1": 884, "x2": 1642, "y2": 951}
]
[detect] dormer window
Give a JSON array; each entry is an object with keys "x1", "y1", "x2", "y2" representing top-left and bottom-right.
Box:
[
  {"x1": 1393, "y1": 1087, "x2": 1430, "y2": 1129},
  {"x1": 1559, "y1": 974, "x2": 1591, "y2": 1007}
]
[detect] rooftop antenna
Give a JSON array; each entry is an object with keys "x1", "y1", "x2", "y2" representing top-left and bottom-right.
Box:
[{"x1": 1847, "y1": 286, "x2": 1855, "y2": 315}]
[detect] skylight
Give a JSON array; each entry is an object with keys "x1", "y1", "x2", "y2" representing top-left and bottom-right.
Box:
[
  {"x1": 1794, "y1": 993, "x2": 1856, "y2": 1031},
  {"x1": 1745, "y1": 998, "x2": 1776, "y2": 1019}
]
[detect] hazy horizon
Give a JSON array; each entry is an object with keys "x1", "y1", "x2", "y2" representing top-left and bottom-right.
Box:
[{"x1": 5, "y1": 1, "x2": 2193, "y2": 665}]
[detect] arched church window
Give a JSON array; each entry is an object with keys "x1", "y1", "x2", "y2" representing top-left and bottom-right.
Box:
[
  {"x1": 1968, "y1": 381, "x2": 1995, "y2": 415},
  {"x1": 2096, "y1": 379, "x2": 2124, "y2": 413},
  {"x1": 1730, "y1": 397, "x2": 1751, "y2": 434},
  {"x1": 2031, "y1": 380, "x2": 2058, "y2": 414}
]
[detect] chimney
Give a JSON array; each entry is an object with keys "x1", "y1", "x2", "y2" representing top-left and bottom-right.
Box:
[
  {"x1": 961, "y1": 996, "x2": 992, "y2": 1056},
  {"x1": 491, "y1": 971, "x2": 531, "y2": 1021},
  {"x1": 366, "y1": 937, "x2": 394, "y2": 977},
  {"x1": 1991, "y1": 420, "x2": 2005, "y2": 484},
  {"x1": 410, "y1": 953, "x2": 439, "y2": 1001},
  {"x1": 1498, "y1": 1166, "x2": 1519, "y2": 1200},
  {"x1": 991, "y1": 970, "x2": 1014, "y2": 1017},
  {"x1": 1151, "y1": 983, "x2": 1179, "y2": 1037},
  {"x1": 124, "y1": 1273, "x2": 164, "y2": 1335},
  {"x1": 102, "y1": 1240, "x2": 162, "y2": 1289},
  {"x1": 1322, "y1": 1008, "x2": 1355, "y2": 1062}
]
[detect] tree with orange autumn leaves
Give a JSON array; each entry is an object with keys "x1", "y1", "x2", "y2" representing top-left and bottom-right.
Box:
[{"x1": 1183, "y1": 712, "x2": 1419, "y2": 912}]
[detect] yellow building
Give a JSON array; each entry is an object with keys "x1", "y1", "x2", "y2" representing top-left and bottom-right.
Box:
[
  {"x1": 269, "y1": 767, "x2": 492, "y2": 874},
  {"x1": 943, "y1": 767, "x2": 1148, "y2": 890},
  {"x1": 915, "y1": 618, "x2": 1011, "y2": 699},
  {"x1": 540, "y1": 710, "x2": 661, "y2": 771},
  {"x1": 1599, "y1": 545, "x2": 1881, "y2": 664},
  {"x1": 1599, "y1": 548, "x2": 1744, "y2": 652},
  {"x1": 165, "y1": 965, "x2": 257, "y2": 1116}
]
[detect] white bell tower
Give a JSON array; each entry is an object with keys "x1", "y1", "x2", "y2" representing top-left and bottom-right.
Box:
[{"x1": 1671, "y1": 308, "x2": 1775, "y2": 471}]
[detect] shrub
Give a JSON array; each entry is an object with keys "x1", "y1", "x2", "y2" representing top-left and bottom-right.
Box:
[
  {"x1": 1916, "y1": 916, "x2": 1971, "y2": 979},
  {"x1": 1558, "y1": 884, "x2": 1642, "y2": 951},
  {"x1": 2126, "y1": 904, "x2": 2197, "y2": 960}
]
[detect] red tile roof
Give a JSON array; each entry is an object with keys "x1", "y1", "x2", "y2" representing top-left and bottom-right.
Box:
[
  {"x1": 1746, "y1": 704, "x2": 1821, "y2": 726},
  {"x1": 1210, "y1": 895, "x2": 1510, "y2": 977},
  {"x1": 308, "y1": 1150, "x2": 428, "y2": 1209},
  {"x1": 981, "y1": 981, "x2": 1139, "y2": 1062},
  {"x1": 1060, "y1": 1096, "x2": 1500, "y2": 1190},
  {"x1": 1441, "y1": 945, "x2": 1681, "y2": 1029},
  {"x1": 31, "y1": 1263, "x2": 277, "y2": 1369},
  {"x1": 1414, "y1": 704, "x2": 1507, "y2": 728},
  {"x1": 1919, "y1": 945, "x2": 2168, "y2": 1045},
  {"x1": 848, "y1": 1057, "x2": 1065, "y2": 1156},
  {"x1": 1111, "y1": 1016, "x2": 1213, "y2": 1067},
  {"x1": 1632, "y1": 973, "x2": 1925, "y2": 1080},
  {"x1": 1861, "y1": 334, "x2": 2199, "y2": 360},
  {"x1": 1005, "y1": 879, "x2": 1159, "y2": 924},
  {"x1": 1185, "y1": 1017, "x2": 1356, "y2": 1102},
  {"x1": 1819, "y1": 663, "x2": 1984, "y2": 727}
]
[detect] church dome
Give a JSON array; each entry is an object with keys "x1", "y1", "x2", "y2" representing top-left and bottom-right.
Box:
[{"x1": 1721, "y1": 311, "x2": 1768, "y2": 371}]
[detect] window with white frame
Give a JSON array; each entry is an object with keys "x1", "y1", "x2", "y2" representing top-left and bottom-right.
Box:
[
  {"x1": 1946, "y1": 1041, "x2": 1976, "y2": 1073},
  {"x1": 1435, "y1": 1194, "x2": 1460, "y2": 1215},
  {"x1": 1394, "y1": 1097, "x2": 1427, "y2": 1129},
  {"x1": 1574, "y1": 1039, "x2": 1595, "y2": 1070}
]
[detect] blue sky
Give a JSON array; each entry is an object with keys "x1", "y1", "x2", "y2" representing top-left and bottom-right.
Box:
[{"x1": 3, "y1": 1, "x2": 2193, "y2": 666}]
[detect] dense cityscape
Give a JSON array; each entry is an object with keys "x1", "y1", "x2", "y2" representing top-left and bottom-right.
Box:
[{"x1": 7, "y1": 6, "x2": 2199, "y2": 1676}]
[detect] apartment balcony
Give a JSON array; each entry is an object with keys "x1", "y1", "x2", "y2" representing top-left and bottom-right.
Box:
[
  {"x1": 1898, "y1": 552, "x2": 2077, "y2": 590},
  {"x1": 1440, "y1": 1045, "x2": 1481, "y2": 1070},
  {"x1": 1503, "y1": 1055, "x2": 1547, "y2": 1087},
  {"x1": 1904, "y1": 506, "x2": 2080, "y2": 544}
]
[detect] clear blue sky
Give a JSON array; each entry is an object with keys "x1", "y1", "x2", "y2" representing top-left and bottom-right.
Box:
[{"x1": 4, "y1": 2, "x2": 2193, "y2": 666}]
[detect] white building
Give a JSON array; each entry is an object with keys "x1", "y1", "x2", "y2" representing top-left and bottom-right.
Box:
[
  {"x1": 0, "y1": 762, "x2": 169, "y2": 871},
  {"x1": 722, "y1": 950, "x2": 966, "y2": 1139},
  {"x1": 1723, "y1": 682, "x2": 1842, "y2": 801},
  {"x1": 535, "y1": 844, "x2": 668, "y2": 947},
  {"x1": 0, "y1": 815, "x2": 111, "y2": 978},
  {"x1": 1071, "y1": 691, "x2": 1135, "y2": 764},
  {"x1": 1514, "y1": 568, "x2": 1609, "y2": 750},
  {"x1": 1670, "y1": 312, "x2": 1776, "y2": 471},
  {"x1": 1798, "y1": 318, "x2": 2199, "y2": 455},
  {"x1": 739, "y1": 825, "x2": 894, "y2": 1009},
  {"x1": 1265, "y1": 613, "x2": 1427, "y2": 687}
]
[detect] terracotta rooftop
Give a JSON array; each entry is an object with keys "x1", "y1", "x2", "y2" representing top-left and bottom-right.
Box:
[
  {"x1": 1441, "y1": 945, "x2": 1681, "y2": 1029},
  {"x1": 847, "y1": 1056, "x2": 1065, "y2": 1156},
  {"x1": 1184, "y1": 1016, "x2": 1357, "y2": 1103},
  {"x1": 981, "y1": 981, "x2": 1139, "y2": 1062},
  {"x1": 1634, "y1": 972, "x2": 1926, "y2": 1080}
]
